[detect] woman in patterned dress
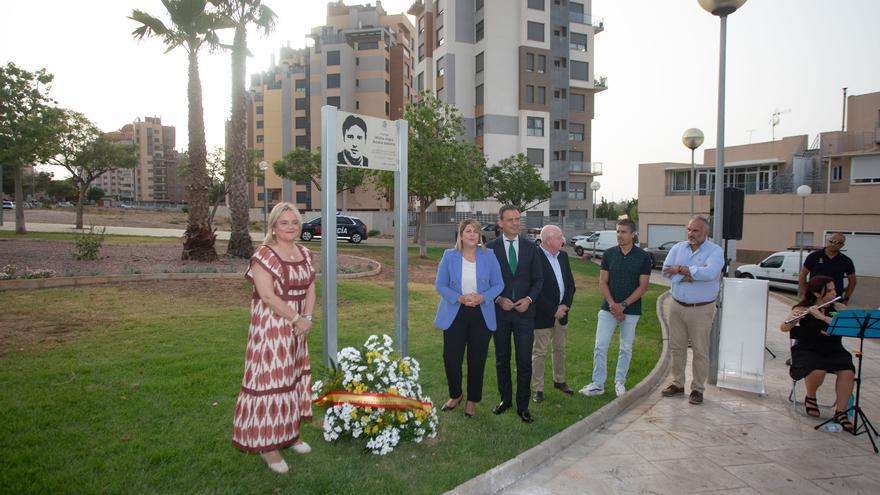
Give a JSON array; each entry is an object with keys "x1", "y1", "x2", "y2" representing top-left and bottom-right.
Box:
[{"x1": 232, "y1": 203, "x2": 317, "y2": 474}]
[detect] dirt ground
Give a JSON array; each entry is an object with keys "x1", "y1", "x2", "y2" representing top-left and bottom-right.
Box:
[{"x1": 21, "y1": 206, "x2": 232, "y2": 230}]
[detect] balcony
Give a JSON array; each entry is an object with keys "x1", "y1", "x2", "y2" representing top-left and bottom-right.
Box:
[
  {"x1": 569, "y1": 12, "x2": 604, "y2": 33},
  {"x1": 593, "y1": 75, "x2": 608, "y2": 91},
  {"x1": 569, "y1": 161, "x2": 603, "y2": 176}
]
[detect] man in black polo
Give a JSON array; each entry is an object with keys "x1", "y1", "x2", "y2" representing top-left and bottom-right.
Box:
[
  {"x1": 580, "y1": 219, "x2": 651, "y2": 398},
  {"x1": 799, "y1": 232, "x2": 857, "y2": 302}
]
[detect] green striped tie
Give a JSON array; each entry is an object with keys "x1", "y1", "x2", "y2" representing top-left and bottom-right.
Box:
[{"x1": 508, "y1": 240, "x2": 517, "y2": 300}]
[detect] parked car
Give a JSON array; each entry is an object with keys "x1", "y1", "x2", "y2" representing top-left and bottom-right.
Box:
[
  {"x1": 645, "y1": 240, "x2": 681, "y2": 269},
  {"x1": 480, "y1": 224, "x2": 500, "y2": 244},
  {"x1": 56, "y1": 201, "x2": 74, "y2": 208},
  {"x1": 734, "y1": 251, "x2": 801, "y2": 292},
  {"x1": 300, "y1": 214, "x2": 368, "y2": 243},
  {"x1": 119, "y1": 203, "x2": 135, "y2": 209},
  {"x1": 2, "y1": 200, "x2": 14, "y2": 209},
  {"x1": 525, "y1": 227, "x2": 542, "y2": 245},
  {"x1": 574, "y1": 230, "x2": 618, "y2": 257},
  {"x1": 569, "y1": 232, "x2": 593, "y2": 246}
]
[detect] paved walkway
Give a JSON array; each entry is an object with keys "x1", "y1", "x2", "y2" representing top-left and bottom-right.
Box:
[{"x1": 499, "y1": 291, "x2": 880, "y2": 494}]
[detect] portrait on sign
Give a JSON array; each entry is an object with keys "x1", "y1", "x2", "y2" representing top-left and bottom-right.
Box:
[{"x1": 335, "y1": 110, "x2": 398, "y2": 171}]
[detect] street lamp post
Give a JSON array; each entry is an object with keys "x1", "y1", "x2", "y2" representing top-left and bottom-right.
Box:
[
  {"x1": 259, "y1": 160, "x2": 269, "y2": 236},
  {"x1": 796, "y1": 184, "x2": 812, "y2": 278},
  {"x1": 590, "y1": 181, "x2": 601, "y2": 220},
  {"x1": 699, "y1": 0, "x2": 747, "y2": 387},
  {"x1": 682, "y1": 128, "x2": 705, "y2": 217}
]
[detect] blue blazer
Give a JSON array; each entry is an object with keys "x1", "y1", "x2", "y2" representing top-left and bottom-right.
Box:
[{"x1": 434, "y1": 248, "x2": 505, "y2": 331}]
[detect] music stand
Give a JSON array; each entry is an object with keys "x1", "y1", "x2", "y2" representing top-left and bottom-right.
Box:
[{"x1": 815, "y1": 309, "x2": 880, "y2": 454}]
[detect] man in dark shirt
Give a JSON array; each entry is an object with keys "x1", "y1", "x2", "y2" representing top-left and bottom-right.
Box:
[
  {"x1": 580, "y1": 219, "x2": 651, "y2": 398},
  {"x1": 799, "y1": 233, "x2": 856, "y2": 302}
]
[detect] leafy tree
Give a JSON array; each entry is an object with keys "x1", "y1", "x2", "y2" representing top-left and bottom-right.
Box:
[
  {"x1": 44, "y1": 111, "x2": 138, "y2": 228},
  {"x1": 624, "y1": 197, "x2": 638, "y2": 221},
  {"x1": 211, "y1": 0, "x2": 276, "y2": 258},
  {"x1": 130, "y1": 0, "x2": 228, "y2": 261},
  {"x1": 0, "y1": 62, "x2": 56, "y2": 233},
  {"x1": 372, "y1": 91, "x2": 486, "y2": 258},
  {"x1": 274, "y1": 147, "x2": 366, "y2": 196},
  {"x1": 595, "y1": 196, "x2": 618, "y2": 221},
  {"x1": 87, "y1": 186, "x2": 105, "y2": 203},
  {"x1": 487, "y1": 153, "x2": 552, "y2": 212},
  {"x1": 46, "y1": 178, "x2": 77, "y2": 201}
]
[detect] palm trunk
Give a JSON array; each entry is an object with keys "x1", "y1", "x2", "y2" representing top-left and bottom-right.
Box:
[
  {"x1": 182, "y1": 48, "x2": 217, "y2": 261},
  {"x1": 13, "y1": 166, "x2": 26, "y2": 234},
  {"x1": 226, "y1": 24, "x2": 253, "y2": 258}
]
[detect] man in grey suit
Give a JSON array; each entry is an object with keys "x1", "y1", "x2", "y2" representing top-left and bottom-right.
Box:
[{"x1": 488, "y1": 205, "x2": 544, "y2": 423}]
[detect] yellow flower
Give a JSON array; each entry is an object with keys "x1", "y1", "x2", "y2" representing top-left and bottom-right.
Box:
[{"x1": 387, "y1": 387, "x2": 398, "y2": 395}]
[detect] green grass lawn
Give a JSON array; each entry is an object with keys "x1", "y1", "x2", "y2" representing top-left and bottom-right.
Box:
[{"x1": 0, "y1": 248, "x2": 663, "y2": 494}]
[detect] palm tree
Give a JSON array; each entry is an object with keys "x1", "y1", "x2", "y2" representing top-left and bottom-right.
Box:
[
  {"x1": 130, "y1": 0, "x2": 227, "y2": 261},
  {"x1": 211, "y1": 0, "x2": 277, "y2": 258}
]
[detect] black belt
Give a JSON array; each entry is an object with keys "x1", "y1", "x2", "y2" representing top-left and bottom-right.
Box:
[{"x1": 673, "y1": 298, "x2": 715, "y2": 307}]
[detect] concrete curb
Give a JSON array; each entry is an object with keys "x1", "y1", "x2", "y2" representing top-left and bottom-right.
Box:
[
  {"x1": 0, "y1": 254, "x2": 382, "y2": 291},
  {"x1": 449, "y1": 291, "x2": 672, "y2": 495}
]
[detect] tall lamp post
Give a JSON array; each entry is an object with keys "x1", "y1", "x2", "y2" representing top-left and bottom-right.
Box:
[
  {"x1": 699, "y1": 0, "x2": 747, "y2": 387},
  {"x1": 682, "y1": 128, "x2": 704, "y2": 217},
  {"x1": 590, "y1": 181, "x2": 601, "y2": 220},
  {"x1": 259, "y1": 160, "x2": 269, "y2": 236},
  {"x1": 796, "y1": 184, "x2": 812, "y2": 272}
]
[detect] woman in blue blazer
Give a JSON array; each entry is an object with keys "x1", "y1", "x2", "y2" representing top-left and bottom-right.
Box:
[{"x1": 435, "y1": 219, "x2": 504, "y2": 418}]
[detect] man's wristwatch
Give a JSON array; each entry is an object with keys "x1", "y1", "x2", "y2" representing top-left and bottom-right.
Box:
[
  {"x1": 304, "y1": 314, "x2": 313, "y2": 321},
  {"x1": 620, "y1": 301, "x2": 629, "y2": 309}
]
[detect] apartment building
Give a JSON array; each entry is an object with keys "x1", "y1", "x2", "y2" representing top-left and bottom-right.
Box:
[
  {"x1": 247, "y1": 1, "x2": 415, "y2": 211},
  {"x1": 408, "y1": 0, "x2": 605, "y2": 222},
  {"x1": 638, "y1": 91, "x2": 880, "y2": 274},
  {"x1": 97, "y1": 117, "x2": 183, "y2": 203}
]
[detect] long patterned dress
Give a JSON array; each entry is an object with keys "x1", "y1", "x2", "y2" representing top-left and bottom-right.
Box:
[{"x1": 232, "y1": 244, "x2": 316, "y2": 452}]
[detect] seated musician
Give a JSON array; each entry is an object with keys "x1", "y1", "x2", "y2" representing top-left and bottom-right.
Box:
[{"x1": 780, "y1": 275, "x2": 855, "y2": 431}]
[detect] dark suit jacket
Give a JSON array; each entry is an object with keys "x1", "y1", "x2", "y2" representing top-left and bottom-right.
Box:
[
  {"x1": 489, "y1": 235, "x2": 543, "y2": 319},
  {"x1": 337, "y1": 150, "x2": 369, "y2": 167},
  {"x1": 534, "y1": 249, "x2": 576, "y2": 328}
]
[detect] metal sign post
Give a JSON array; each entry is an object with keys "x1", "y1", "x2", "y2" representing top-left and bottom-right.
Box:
[{"x1": 321, "y1": 106, "x2": 409, "y2": 365}]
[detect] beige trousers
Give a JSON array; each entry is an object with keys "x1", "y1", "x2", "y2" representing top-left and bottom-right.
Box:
[
  {"x1": 531, "y1": 319, "x2": 567, "y2": 391},
  {"x1": 666, "y1": 298, "x2": 716, "y2": 393}
]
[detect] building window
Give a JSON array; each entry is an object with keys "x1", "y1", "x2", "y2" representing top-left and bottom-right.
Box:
[
  {"x1": 256, "y1": 106, "x2": 264, "y2": 114},
  {"x1": 537, "y1": 86, "x2": 546, "y2": 104},
  {"x1": 527, "y1": 148, "x2": 544, "y2": 168},
  {"x1": 795, "y1": 232, "x2": 815, "y2": 247},
  {"x1": 256, "y1": 120, "x2": 264, "y2": 129},
  {"x1": 527, "y1": 117, "x2": 544, "y2": 136},
  {"x1": 295, "y1": 135, "x2": 309, "y2": 148},
  {"x1": 671, "y1": 170, "x2": 692, "y2": 192},
  {"x1": 570, "y1": 93, "x2": 585, "y2": 111},
  {"x1": 553, "y1": 150, "x2": 567, "y2": 160},
  {"x1": 569, "y1": 123, "x2": 585, "y2": 141},
  {"x1": 526, "y1": 53, "x2": 534, "y2": 72},
  {"x1": 851, "y1": 156, "x2": 880, "y2": 183},
  {"x1": 327, "y1": 73, "x2": 340, "y2": 88},
  {"x1": 327, "y1": 50, "x2": 340, "y2": 65},
  {"x1": 554, "y1": 88, "x2": 567, "y2": 100},
  {"x1": 831, "y1": 165, "x2": 843, "y2": 182},
  {"x1": 569, "y1": 182, "x2": 586, "y2": 200},
  {"x1": 537, "y1": 55, "x2": 546, "y2": 73},
  {"x1": 571, "y1": 60, "x2": 589, "y2": 80},
  {"x1": 356, "y1": 57, "x2": 360, "y2": 66},
  {"x1": 256, "y1": 135, "x2": 264, "y2": 143},
  {"x1": 295, "y1": 79, "x2": 306, "y2": 92},
  {"x1": 385, "y1": 80, "x2": 390, "y2": 94},
  {"x1": 475, "y1": 116, "x2": 484, "y2": 136},
  {"x1": 570, "y1": 150, "x2": 583, "y2": 162},
  {"x1": 295, "y1": 98, "x2": 307, "y2": 110},
  {"x1": 553, "y1": 57, "x2": 568, "y2": 69},
  {"x1": 418, "y1": 16, "x2": 424, "y2": 34},
  {"x1": 436, "y1": 56, "x2": 445, "y2": 77},
  {"x1": 417, "y1": 72, "x2": 424, "y2": 91},
  {"x1": 296, "y1": 191, "x2": 308, "y2": 204},
  {"x1": 553, "y1": 26, "x2": 567, "y2": 37},
  {"x1": 327, "y1": 96, "x2": 341, "y2": 108},
  {"x1": 553, "y1": 181, "x2": 567, "y2": 192},
  {"x1": 359, "y1": 41, "x2": 378, "y2": 50},
  {"x1": 527, "y1": 21, "x2": 545, "y2": 42},
  {"x1": 476, "y1": 0, "x2": 484, "y2": 10},
  {"x1": 475, "y1": 84, "x2": 484, "y2": 105},
  {"x1": 385, "y1": 101, "x2": 390, "y2": 116},
  {"x1": 418, "y1": 43, "x2": 425, "y2": 61},
  {"x1": 436, "y1": 27, "x2": 445, "y2": 47},
  {"x1": 295, "y1": 117, "x2": 307, "y2": 129},
  {"x1": 570, "y1": 32, "x2": 587, "y2": 51},
  {"x1": 385, "y1": 58, "x2": 390, "y2": 72},
  {"x1": 475, "y1": 20, "x2": 484, "y2": 41},
  {"x1": 528, "y1": 0, "x2": 545, "y2": 10},
  {"x1": 554, "y1": 120, "x2": 567, "y2": 130},
  {"x1": 475, "y1": 52, "x2": 484, "y2": 73},
  {"x1": 526, "y1": 85, "x2": 535, "y2": 104}
]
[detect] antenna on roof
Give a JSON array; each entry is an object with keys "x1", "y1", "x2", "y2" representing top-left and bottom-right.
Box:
[{"x1": 770, "y1": 108, "x2": 791, "y2": 141}]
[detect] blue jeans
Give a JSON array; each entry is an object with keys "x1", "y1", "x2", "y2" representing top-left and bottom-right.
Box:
[{"x1": 592, "y1": 310, "x2": 640, "y2": 386}]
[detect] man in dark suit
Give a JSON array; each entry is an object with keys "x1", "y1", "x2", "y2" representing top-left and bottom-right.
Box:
[
  {"x1": 488, "y1": 205, "x2": 543, "y2": 423},
  {"x1": 531, "y1": 225, "x2": 576, "y2": 403}
]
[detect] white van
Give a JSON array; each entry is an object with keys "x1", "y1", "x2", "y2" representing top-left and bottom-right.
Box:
[
  {"x1": 734, "y1": 251, "x2": 801, "y2": 292},
  {"x1": 573, "y1": 230, "x2": 617, "y2": 258}
]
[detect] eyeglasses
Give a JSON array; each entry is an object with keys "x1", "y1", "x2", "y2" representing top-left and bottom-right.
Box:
[{"x1": 828, "y1": 240, "x2": 845, "y2": 246}]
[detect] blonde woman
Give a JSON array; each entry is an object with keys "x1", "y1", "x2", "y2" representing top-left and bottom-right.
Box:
[
  {"x1": 434, "y1": 219, "x2": 504, "y2": 418},
  {"x1": 232, "y1": 203, "x2": 316, "y2": 474}
]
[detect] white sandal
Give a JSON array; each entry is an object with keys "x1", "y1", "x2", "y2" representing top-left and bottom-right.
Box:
[
  {"x1": 291, "y1": 441, "x2": 311, "y2": 454},
  {"x1": 260, "y1": 452, "x2": 289, "y2": 474}
]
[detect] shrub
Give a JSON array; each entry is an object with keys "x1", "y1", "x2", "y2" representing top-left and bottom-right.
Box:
[{"x1": 73, "y1": 226, "x2": 106, "y2": 261}]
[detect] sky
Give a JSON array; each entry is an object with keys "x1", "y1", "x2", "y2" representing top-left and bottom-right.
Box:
[{"x1": 2, "y1": 0, "x2": 879, "y2": 203}]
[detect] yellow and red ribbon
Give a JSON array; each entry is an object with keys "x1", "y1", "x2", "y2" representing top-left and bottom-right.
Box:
[{"x1": 314, "y1": 391, "x2": 433, "y2": 413}]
